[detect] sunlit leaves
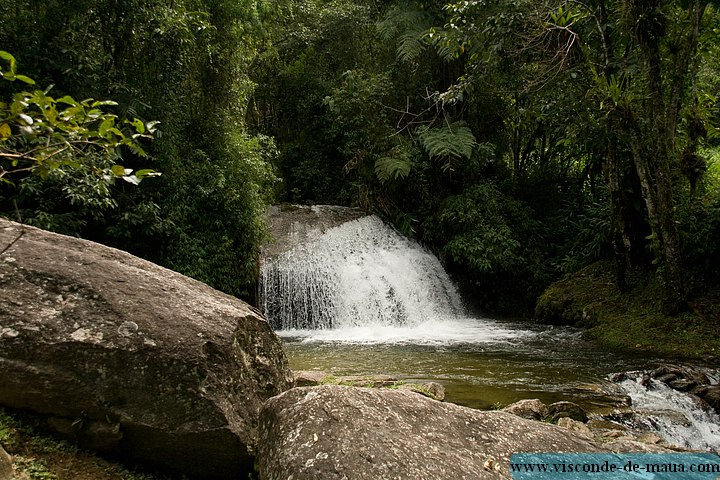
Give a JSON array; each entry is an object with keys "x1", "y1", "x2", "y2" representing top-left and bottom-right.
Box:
[
  {"x1": 0, "y1": 51, "x2": 159, "y2": 191},
  {"x1": 0, "y1": 51, "x2": 35, "y2": 84}
]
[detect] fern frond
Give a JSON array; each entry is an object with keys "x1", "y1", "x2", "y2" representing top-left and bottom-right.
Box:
[
  {"x1": 397, "y1": 29, "x2": 426, "y2": 63},
  {"x1": 417, "y1": 121, "x2": 477, "y2": 161},
  {"x1": 377, "y1": 4, "x2": 431, "y2": 63},
  {"x1": 375, "y1": 143, "x2": 415, "y2": 182}
]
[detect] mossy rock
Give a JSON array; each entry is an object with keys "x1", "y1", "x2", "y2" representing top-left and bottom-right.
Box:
[
  {"x1": 535, "y1": 262, "x2": 615, "y2": 327},
  {"x1": 534, "y1": 261, "x2": 720, "y2": 359}
]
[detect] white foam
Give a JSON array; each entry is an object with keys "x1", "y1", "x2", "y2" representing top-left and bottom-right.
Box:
[
  {"x1": 260, "y1": 215, "x2": 466, "y2": 331},
  {"x1": 277, "y1": 316, "x2": 534, "y2": 345},
  {"x1": 618, "y1": 376, "x2": 720, "y2": 452}
]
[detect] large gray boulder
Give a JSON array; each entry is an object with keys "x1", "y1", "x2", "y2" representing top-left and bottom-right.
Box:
[
  {"x1": 0, "y1": 445, "x2": 11, "y2": 480},
  {"x1": 0, "y1": 219, "x2": 293, "y2": 479},
  {"x1": 257, "y1": 385, "x2": 609, "y2": 480}
]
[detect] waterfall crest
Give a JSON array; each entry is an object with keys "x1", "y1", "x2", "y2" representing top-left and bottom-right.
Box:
[{"x1": 260, "y1": 213, "x2": 465, "y2": 331}]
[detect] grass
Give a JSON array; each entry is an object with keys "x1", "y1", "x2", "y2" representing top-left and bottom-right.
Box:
[
  {"x1": 0, "y1": 408, "x2": 173, "y2": 480},
  {"x1": 535, "y1": 261, "x2": 720, "y2": 360}
]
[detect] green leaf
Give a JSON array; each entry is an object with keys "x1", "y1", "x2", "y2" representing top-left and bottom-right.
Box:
[
  {"x1": 418, "y1": 120, "x2": 477, "y2": 160},
  {"x1": 91, "y1": 100, "x2": 118, "y2": 107},
  {"x1": 99, "y1": 117, "x2": 115, "y2": 137},
  {"x1": 56, "y1": 96, "x2": 79, "y2": 106},
  {"x1": 375, "y1": 155, "x2": 412, "y2": 182},
  {"x1": 14, "y1": 75, "x2": 35, "y2": 85},
  {"x1": 0, "y1": 123, "x2": 10, "y2": 139},
  {"x1": 135, "y1": 168, "x2": 161, "y2": 178},
  {"x1": 129, "y1": 118, "x2": 145, "y2": 134},
  {"x1": 107, "y1": 127, "x2": 125, "y2": 139},
  {"x1": 0, "y1": 51, "x2": 16, "y2": 73},
  {"x1": 111, "y1": 165, "x2": 126, "y2": 176}
]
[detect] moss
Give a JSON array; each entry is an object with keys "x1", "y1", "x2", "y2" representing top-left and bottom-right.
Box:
[{"x1": 536, "y1": 261, "x2": 720, "y2": 359}]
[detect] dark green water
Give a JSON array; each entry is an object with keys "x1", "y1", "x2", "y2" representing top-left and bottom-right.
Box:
[{"x1": 279, "y1": 319, "x2": 662, "y2": 411}]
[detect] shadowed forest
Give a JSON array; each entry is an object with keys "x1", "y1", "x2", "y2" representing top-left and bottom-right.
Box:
[{"x1": 2, "y1": 0, "x2": 719, "y2": 336}]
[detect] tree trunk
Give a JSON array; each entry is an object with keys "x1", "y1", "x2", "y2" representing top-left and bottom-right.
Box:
[
  {"x1": 625, "y1": 0, "x2": 708, "y2": 313},
  {"x1": 605, "y1": 141, "x2": 631, "y2": 291}
]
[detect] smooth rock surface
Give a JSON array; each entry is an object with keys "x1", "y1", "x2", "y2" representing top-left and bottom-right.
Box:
[
  {"x1": 502, "y1": 398, "x2": 549, "y2": 420},
  {"x1": 257, "y1": 385, "x2": 609, "y2": 480},
  {"x1": 397, "y1": 381, "x2": 446, "y2": 401},
  {"x1": 548, "y1": 401, "x2": 588, "y2": 423},
  {"x1": 0, "y1": 219, "x2": 293, "y2": 479},
  {"x1": 0, "y1": 445, "x2": 11, "y2": 480}
]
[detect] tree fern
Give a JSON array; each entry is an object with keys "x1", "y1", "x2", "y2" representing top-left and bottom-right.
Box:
[
  {"x1": 417, "y1": 120, "x2": 477, "y2": 165},
  {"x1": 375, "y1": 143, "x2": 415, "y2": 182},
  {"x1": 377, "y1": 3, "x2": 431, "y2": 63}
]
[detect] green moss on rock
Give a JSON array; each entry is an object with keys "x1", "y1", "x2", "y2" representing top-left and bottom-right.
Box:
[{"x1": 535, "y1": 261, "x2": 720, "y2": 359}]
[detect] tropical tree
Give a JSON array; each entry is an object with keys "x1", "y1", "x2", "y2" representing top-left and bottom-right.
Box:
[
  {"x1": 0, "y1": 51, "x2": 158, "y2": 234},
  {"x1": 0, "y1": 1, "x2": 279, "y2": 299},
  {"x1": 435, "y1": 0, "x2": 716, "y2": 311}
]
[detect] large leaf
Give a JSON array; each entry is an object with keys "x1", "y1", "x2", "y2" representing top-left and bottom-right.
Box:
[
  {"x1": 375, "y1": 155, "x2": 412, "y2": 182},
  {"x1": 417, "y1": 120, "x2": 477, "y2": 160}
]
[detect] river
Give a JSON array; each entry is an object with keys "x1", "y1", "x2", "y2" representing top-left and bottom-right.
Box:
[{"x1": 261, "y1": 206, "x2": 720, "y2": 452}]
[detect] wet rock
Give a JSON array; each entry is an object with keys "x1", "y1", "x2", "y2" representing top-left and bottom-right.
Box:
[
  {"x1": 264, "y1": 205, "x2": 367, "y2": 259},
  {"x1": 603, "y1": 438, "x2": 674, "y2": 453},
  {"x1": 557, "y1": 417, "x2": 591, "y2": 435},
  {"x1": 257, "y1": 385, "x2": 609, "y2": 480},
  {"x1": 668, "y1": 379, "x2": 696, "y2": 392},
  {"x1": 656, "y1": 373, "x2": 678, "y2": 384},
  {"x1": 293, "y1": 371, "x2": 329, "y2": 387},
  {"x1": 570, "y1": 383, "x2": 632, "y2": 412},
  {"x1": 698, "y1": 385, "x2": 720, "y2": 411},
  {"x1": 502, "y1": 399, "x2": 549, "y2": 420},
  {"x1": 548, "y1": 401, "x2": 588, "y2": 423},
  {"x1": 587, "y1": 419, "x2": 626, "y2": 433},
  {"x1": 0, "y1": 218, "x2": 293, "y2": 479},
  {"x1": 0, "y1": 445, "x2": 11, "y2": 480},
  {"x1": 651, "y1": 364, "x2": 710, "y2": 386},
  {"x1": 396, "y1": 382, "x2": 445, "y2": 401}
]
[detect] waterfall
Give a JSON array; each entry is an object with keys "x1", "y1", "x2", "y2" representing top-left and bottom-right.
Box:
[{"x1": 260, "y1": 213, "x2": 466, "y2": 332}]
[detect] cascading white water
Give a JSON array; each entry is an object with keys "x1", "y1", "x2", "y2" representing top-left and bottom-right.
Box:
[
  {"x1": 260, "y1": 214, "x2": 466, "y2": 332},
  {"x1": 261, "y1": 207, "x2": 719, "y2": 448},
  {"x1": 616, "y1": 373, "x2": 720, "y2": 452}
]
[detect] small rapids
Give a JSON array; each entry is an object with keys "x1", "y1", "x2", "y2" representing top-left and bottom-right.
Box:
[
  {"x1": 615, "y1": 372, "x2": 720, "y2": 452},
  {"x1": 260, "y1": 205, "x2": 720, "y2": 453}
]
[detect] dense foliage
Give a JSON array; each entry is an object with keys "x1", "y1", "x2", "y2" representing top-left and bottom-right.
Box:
[
  {"x1": 0, "y1": 0, "x2": 278, "y2": 299},
  {"x1": 252, "y1": 0, "x2": 720, "y2": 313},
  {"x1": 2, "y1": 0, "x2": 718, "y2": 314}
]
